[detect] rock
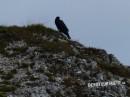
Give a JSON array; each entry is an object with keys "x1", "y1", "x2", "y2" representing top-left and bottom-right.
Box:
[{"x1": 0, "y1": 24, "x2": 129, "y2": 97}]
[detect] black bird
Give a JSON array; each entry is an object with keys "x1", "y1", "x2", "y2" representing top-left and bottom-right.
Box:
[{"x1": 55, "y1": 17, "x2": 71, "y2": 39}]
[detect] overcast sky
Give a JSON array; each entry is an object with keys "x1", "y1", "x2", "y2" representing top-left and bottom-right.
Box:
[{"x1": 0, "y1": 0, "x2": 130, "y2": 65}]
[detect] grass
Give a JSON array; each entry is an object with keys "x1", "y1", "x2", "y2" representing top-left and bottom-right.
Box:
[
  {"x1": 0, "y1": 24, "x2": 129, "y2": 75},
  {"x1": 1, "y1": 73, "x2": 14, "y2": 80},
  {"x1": 0, "y1": 24, "x2": 53, "y2": 43},
  {"x1": 0, "y1": 40, "x2": 8, "y2": 55},
  {"x1": 80, "y1": 47, "x2": 108, "y2": 62},
  {"x1": 0, "y1": 80, "x2": 16, "y2": 96},
  {"x1": 0, "y1": 24, "x2": 65, "y2": 42},
  {"x1": 98, "y1": 63, "x2": 130, "y2": 78},
  {"x1": 0, "y1": 24, "x2": 74, "y2": 56},
  {"x1": 77, "y1": 47, "x2": 130, "y2": 78},
  {"x1": 0, "y1": 24, "x2": 130, "y2": 96},
  {"x1": 0, "y1": 85, "x2": 16, "y2": 92},
  {"x1": 0, "y1": 80, "x2": 11, "y2": 85},
  {"x1": 8, "y1": 47, "x2": 28, "y2": 56},
  {"x1": 1, "y1": 69, "x2": 17, "y2": 80},
  {"x1": 40, "y1": 40, "x2": 74, "y2": 55},
  {"x1": 0, "y1": 92, "x2": 6, "y2": 97}
]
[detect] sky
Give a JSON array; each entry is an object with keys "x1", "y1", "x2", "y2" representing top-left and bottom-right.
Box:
[{"x1": 0, "y1": 0, "x2": 130, "y2": 65}]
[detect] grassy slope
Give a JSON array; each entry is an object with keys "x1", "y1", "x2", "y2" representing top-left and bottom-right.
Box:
[
  {"x1": 0, "y1": 24, "x2": 129, "y2": 78},
  {"x1": 0, "y1": 24, "x2": 130, "y2": 96}
]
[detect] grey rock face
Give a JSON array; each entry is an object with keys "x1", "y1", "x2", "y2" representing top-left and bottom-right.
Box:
[{"x1": 0, "y1": 25, "x2": 129, "y2": 97}]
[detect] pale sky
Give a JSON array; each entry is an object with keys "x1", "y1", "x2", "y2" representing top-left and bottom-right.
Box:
[{"x1": 0, "y1": 0, "x2": 130, "y2": 65}]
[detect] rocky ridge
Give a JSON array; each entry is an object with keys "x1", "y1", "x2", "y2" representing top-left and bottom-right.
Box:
[{"x1": 0, "y1": 24, "x2": 130, "y2": 97}]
